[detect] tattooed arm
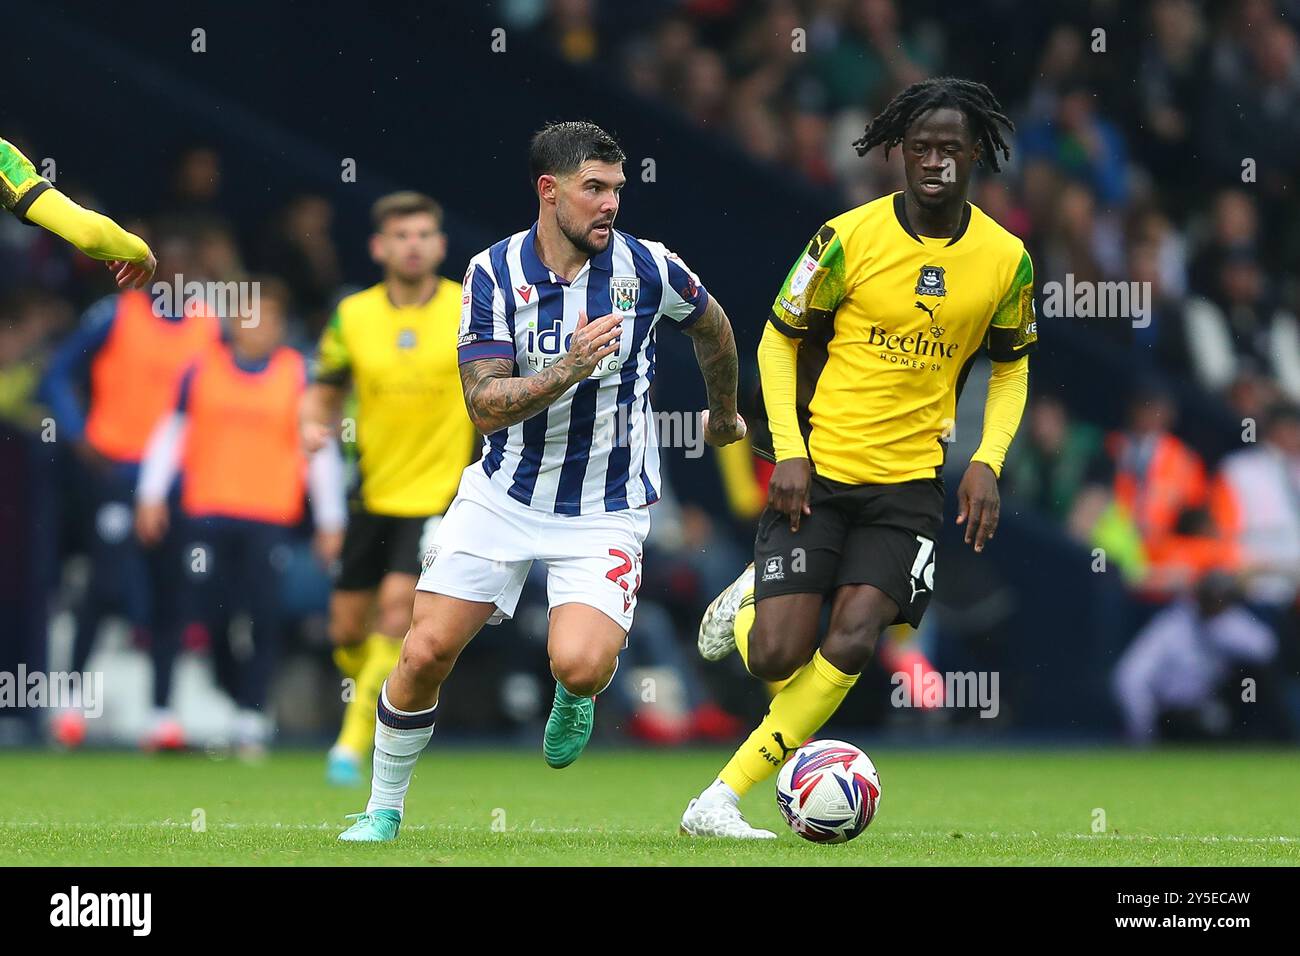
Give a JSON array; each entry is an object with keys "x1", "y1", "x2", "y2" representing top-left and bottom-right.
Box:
[
  {"x1": 459, "y1": 310, "x2": 623, "y2": 434},
  {"x1": 682, "y1": 295, "x2": 745, "y2": 446}
]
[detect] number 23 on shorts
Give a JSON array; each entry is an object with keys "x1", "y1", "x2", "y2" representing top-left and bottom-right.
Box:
[{"x1": 606, "y1": 548, "x2": 642, "y2": 613}]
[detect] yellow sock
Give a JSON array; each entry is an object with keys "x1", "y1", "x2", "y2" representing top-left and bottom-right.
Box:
[
  {"x1": 335, "y1": 633, "x2": 402, "y2": 757},
  {"x1": 332, "y1": 642, "x2": 369, "y2": 680},
  {"x1": 719, "y1": 650, "x2": 858, "y2": 796},
  {"x1": 733, "y1": 586, "x2": 797, "y2": 696},
  {"x1": 734, "y1": 586, "x2": 754, "y2": 671}
]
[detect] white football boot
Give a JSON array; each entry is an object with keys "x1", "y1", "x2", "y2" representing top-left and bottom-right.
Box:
[
  {"x1": 680, "y1": 795, "x2": 777, "y2": 839},
  {"x1": 697, "y1": 563, "x2": 755, "y2": 662}
]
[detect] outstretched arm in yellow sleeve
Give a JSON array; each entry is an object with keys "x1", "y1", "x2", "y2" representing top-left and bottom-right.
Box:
[{"x1": 25, "y1": 188, "x2": 156, "y2": 288}]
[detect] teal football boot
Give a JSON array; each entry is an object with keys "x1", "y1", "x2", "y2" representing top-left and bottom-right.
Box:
[
  {"x1": 337, "y1": 809, "x2": 401, "y2": 842},
  {"x1": 542, "y1": 682, "x2": 595, "y2": 769}
]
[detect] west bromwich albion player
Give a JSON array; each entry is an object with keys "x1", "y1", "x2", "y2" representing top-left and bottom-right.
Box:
[{"x1": 339, "y1": 120, "x2": 745, "y2": 842}]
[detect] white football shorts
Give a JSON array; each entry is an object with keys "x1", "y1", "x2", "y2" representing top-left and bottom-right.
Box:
[{"x1": 416, "y1": 465, "x2": 649, "y2": 631}]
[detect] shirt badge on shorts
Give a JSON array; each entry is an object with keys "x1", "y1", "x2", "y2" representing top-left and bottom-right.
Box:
[
  {"x1": 610, "y1": 276, "x2": 639, "y2": 313},
  {"x1": 761, "y1": 555, "x2": 785, "y2": 583},
  {"x1": 421, "y1": 544, "x2": 440, "y2": 573}
]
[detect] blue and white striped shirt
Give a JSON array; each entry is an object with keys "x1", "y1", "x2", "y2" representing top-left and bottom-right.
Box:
[{"x1": 458, "y1": 223, "x2": 709, "y2": 515}]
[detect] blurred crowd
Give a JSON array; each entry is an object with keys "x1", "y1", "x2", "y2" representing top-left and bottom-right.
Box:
[{"x1": 1, "y1": 0, "x2": 1297, "y2": 747}]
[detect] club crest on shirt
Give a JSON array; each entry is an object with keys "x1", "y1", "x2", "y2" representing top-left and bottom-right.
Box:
[
  {"x1": 396, "y1": 327, "x2": 418, "y2": 349},
  {"x1": 916, "y1": 265, "x2": 947, "y2": 297},
  {"x1": 611, "y1": 276, "x2": 639, "y2": 313}
]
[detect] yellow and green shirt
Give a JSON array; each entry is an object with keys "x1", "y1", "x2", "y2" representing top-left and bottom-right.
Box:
[
  {"x1": 0, "y1": 137, "x2": 52, "y2": 220},
  {"x1": 755, "y1": 192, "x2": 1036, "y2": 485},
  {"x1": 313, "y1": 281, "x2": 476, "y2": 516}
]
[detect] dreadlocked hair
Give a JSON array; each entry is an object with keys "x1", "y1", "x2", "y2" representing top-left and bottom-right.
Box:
[{"x1": 851, "y1": 77, "x2": 1014, "y2": 172}]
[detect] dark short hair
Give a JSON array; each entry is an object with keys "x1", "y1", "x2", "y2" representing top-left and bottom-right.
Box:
[
  {"x1": 1263, "y1": 400, "x2": 1300, "y2": 431},
  {"x1": 371, "y1": 191, "x2": 443, "y2": 232},
  {"x1": 250, "y1": 275, "x2": 292, "y2": 317},
  {"x1": 528, "y1": 121, "x2": 626, "y2": 192}
]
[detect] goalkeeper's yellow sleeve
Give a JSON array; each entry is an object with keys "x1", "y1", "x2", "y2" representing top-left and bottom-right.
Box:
[
  {"x1": 757, "y1": 321, "x2": 805, "y2": 461},
  {"x1": 24, "y1": 188, "x2": 151, "y2": 263},
  {"x1": 970, "y1": 355, "x2": 1029, "y2": 477}
]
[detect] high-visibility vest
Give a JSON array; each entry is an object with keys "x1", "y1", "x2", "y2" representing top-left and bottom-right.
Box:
[
  {"x1": 1109, "y1": 431, "x2": 1208, "y2": 541},
  {"x1": 84, "y1": 291, "x2": 218, "y2": 462},
  {"x1": 181, "y1": 344, "x2": 307, "y2": 525}
]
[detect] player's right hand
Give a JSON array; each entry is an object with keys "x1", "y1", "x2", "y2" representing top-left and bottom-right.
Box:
[
  {"x1": 313, "y1": 528, "x2": 345, "y2": 566},
  {"x1": 769, "y1": 457, "x2": 812, "y2": 532},
  {"x1": 301, "y1": 420, "x2": 333, "y2": 454},
  {"x1": 563, "y1": 311, "x2": 622, "y2": 382},
  {"x1": 135, "y1": 500, "x2": 169, "y2": 546},
  {"x1": 108, "y1": 250, "x2": 157, "y2": 290}
]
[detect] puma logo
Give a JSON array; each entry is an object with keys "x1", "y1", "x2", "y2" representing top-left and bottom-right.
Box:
[
  {"x1": 771, "y1": 732, "x2": 800, "y2": 761},
  {"x1": 910, "y1": 576, "x2": 926, "y2": 604},
  {"x1": 914, "y1": 300, "x2": 937, "y2": 320}
]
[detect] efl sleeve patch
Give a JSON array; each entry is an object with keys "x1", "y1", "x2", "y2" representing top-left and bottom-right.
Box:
[{"x1": 770, "y1": 224, "x2": 846, "y2": 335}]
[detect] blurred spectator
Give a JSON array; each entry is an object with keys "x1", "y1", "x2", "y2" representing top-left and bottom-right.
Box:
[
  {"x1": 1092, "y1": 388, "x2": 1240, "y2": 598},
  {"x1": 257, "y1": 195, "x2": 341, "y2": 335},
  {"x1": 1203, "y1": 6, "x2": 1300, "y2": 208},
  {"x1": 155, "y1": 146, "x2": 229, "y2": 235},
  {"x1": 1002, "y1": 392, "x2": 1105, "y2": 523},
  {"x1": 1136, "y1": 0, "x2": 1208, "y2": 211},
  {"x1": 814, "y1": 0, "x2": 932, "y2": 114},
  {"x1": 1188, "y1": 189, "x2": 1259, "y2": 297},
  {"x1": 1183, "y1": 250, "x2": 1300, "y2": 401},
  {"x1": 1113, "y1": 573, "x2": 1279, "y2": 743},
  {"x1": 0, "y1": 290, "x2": 68, "y2": 433},
  {"x1": 1221, "y1": 402, "x2": 1300, "y2": 612},
  {"x1": 545, "y1": 0, "x2": 598, "y2": 64},
  {"x1": 1020, "y1": 83, "x2": 1130, "y2": 209}
]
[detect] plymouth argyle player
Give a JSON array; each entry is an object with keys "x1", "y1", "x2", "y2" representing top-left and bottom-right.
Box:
[
  {"x1": 682, "y1": 78, "x2": 1037, "y2": 838},
  {"x1": 1, "y1": 136, "x2": 155, "y2": 288},
  {"x1": 339, "y1": 121, "x2": 744, "y2": 842}
]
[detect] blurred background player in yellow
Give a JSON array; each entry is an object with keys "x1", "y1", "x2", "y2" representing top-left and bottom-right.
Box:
[
  {"x1": 135, "y1": 279, "x2": 345, "y2": 757},
  {"x1": 300, "y1": 192, "x2": 475, "y2": 785},
  {"x1": 2, "y1": 135, "x2": 156, "y2": 289}
]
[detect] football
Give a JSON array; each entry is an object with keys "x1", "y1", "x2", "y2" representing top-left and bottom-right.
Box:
[{"x1": 776, "y1": 739, "x2": 882, "y2": 843}]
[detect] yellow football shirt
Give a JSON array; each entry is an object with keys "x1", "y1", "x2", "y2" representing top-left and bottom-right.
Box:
[
  {"x1": 313, "y1": 281, "x2": 475, "y2": 516},
  {"x1": 1, "y1": 136, "x2": 52, "y2": 219},
  {"x1": 756, "y1": 192, "x2": 1036, "y2": 485}
]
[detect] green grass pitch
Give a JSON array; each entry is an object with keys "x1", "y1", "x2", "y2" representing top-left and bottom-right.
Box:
[{"x1": 0, "y1": 747, "x2": 1295, "y2": 865}]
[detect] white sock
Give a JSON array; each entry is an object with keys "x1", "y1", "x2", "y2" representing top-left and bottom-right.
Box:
[
  {"x1": 366, "y1": 682, "x2": 436, "y2": 817},
  {"x1": 702, "y1": 778, "x2": 739, "y2": 805},
  {"x1": 234, "y1": 709, "x2": 270, "y2": 746}
]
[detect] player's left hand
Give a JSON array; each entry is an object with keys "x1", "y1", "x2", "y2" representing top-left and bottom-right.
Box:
[
  {"x1": 701, "y1": 409, "x2": 746, "y2": 447},
  {"x1": 108, "y1": 250, "x2": 157, "y2": 290},
  {"x1": 956, "y1": 461, "x2": 999, "y2": 553}
]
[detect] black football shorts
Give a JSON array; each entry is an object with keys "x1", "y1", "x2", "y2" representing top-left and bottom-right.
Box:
[
  {"x1": 753, "y1": 474, "x2": 944, "y2": 627},
  {"x1": 336, "y1": 503, "x2": 435, "y2": 591}
]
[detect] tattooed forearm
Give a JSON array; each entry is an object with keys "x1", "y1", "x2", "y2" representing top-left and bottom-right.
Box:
[
  {"x1": 684, "y1": 296, "x2": 739, "y2": 417},
  {"x1": 459, "y1": 358, "x2": 576, "y2": 434}
]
